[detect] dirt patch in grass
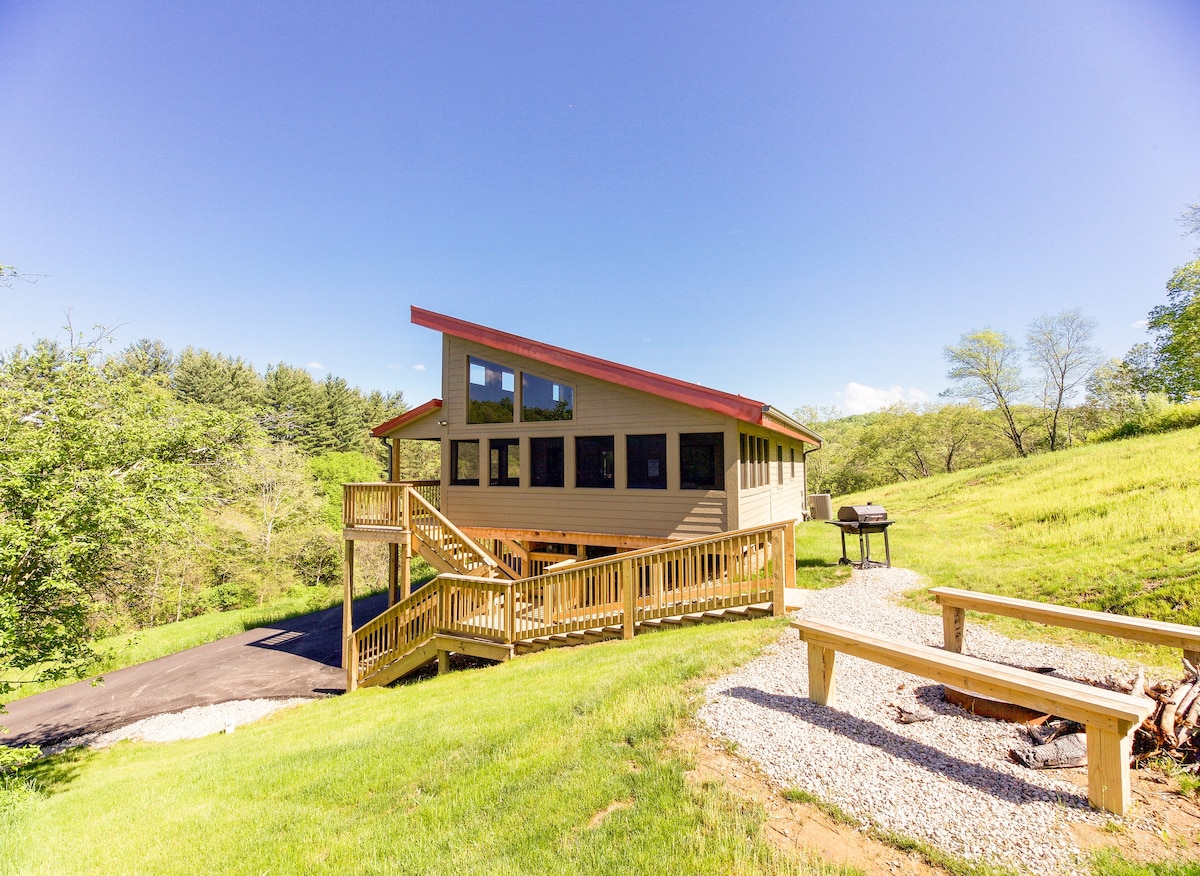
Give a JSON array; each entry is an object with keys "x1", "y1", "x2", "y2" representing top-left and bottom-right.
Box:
[
  {"x1": 1060, "y1": 766, "x2": 1200, "y2": 867},
  {"x1": 673, "y1": 727, "x2": 945, "y2": 876},
  {"x1": 676, "y1": 725, "x2": 1200, "y2": 875}
]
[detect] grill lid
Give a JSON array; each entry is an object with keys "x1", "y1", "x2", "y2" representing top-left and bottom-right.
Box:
[{"x1": 837, "y1": 504, "x2": 887, "y2": 523}]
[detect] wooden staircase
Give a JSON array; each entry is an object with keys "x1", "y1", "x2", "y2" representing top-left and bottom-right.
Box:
[{"x1": 345, "y1": 520, "x2": 796, "y2": 690}]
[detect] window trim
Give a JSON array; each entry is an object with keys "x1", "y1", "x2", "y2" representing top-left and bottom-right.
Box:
[
  {"x1": 450, "y1": 439, "x2": 480, "y2": 486},
  {"x1": 575, "y1": 435, "x2": 615, "y2": 489},
  {"x1": 488, "y1": 437, "x2": 520, "y2": 487},
  {"x1": 626, "y1": 433, "x2": 667, "y2": 490},
  {"x1": 679, "y1": 432, "x2": 725, "y2": 491}
]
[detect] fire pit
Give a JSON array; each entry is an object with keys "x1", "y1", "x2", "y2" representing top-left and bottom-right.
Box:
[{"x1": 826, "y1": 504, "x2": 895, "y2": 568}]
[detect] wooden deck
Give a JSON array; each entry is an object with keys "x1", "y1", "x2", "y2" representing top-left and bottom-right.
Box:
[{"x1": 345, "y1": 519, "x2": 796, "y2": 690}]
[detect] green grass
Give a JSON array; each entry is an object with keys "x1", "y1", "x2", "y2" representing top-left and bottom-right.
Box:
[
  {"x1": 1, "y1": 618, "x2": 855, "y2": 876},
  {"x1": 793, "y1": 426, "x2": 1200, "y2": 667}
]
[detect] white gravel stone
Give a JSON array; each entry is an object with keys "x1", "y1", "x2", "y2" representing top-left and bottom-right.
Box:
[
  {"x1": 700, "y1": 567, "x2": 1139, "y2": 876},
  {"x1": 43, "y1": 698, "x2": 313, "y2": 755}
]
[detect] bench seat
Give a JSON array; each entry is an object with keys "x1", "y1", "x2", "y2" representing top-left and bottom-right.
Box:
[
  {"x1": 930, "y1": 586, "x2": 1200, "y2": 668},
  {"x1": 791, "y1": 618, "x2": 1154, "y2": 815}
]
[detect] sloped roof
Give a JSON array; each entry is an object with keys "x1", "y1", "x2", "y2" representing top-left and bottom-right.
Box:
[
  {"x1": 371, "y1": 398, "x2": 442, "y2": 438},
  {"x1": 403, "y1": 306, "x2": 821, "y2": 446}
]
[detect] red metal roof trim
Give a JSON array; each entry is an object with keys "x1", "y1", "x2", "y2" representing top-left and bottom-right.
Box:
[
  {"x1": 371, "y1": 398, "x2": 443, "y2": 437},
  {"x1": 411, "y1": 306, "x2": 776, "y2": 420}
]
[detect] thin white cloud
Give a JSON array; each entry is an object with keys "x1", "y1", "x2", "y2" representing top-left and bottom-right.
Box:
[
  {"x1": 412, "y1": 363, "x2": 427, "y2": 372},
  {"x1": 1131, "y1": 319, "x2": 1148, "y2": 328},
  {"x1": 306, "y1": 361, "x2": 324, "y2": 370},
  {"x1": 838, "y1": 382, "x2": 930, "y2": 415}
]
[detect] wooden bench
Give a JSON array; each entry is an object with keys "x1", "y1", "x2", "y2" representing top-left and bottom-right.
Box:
[
  {"x1": 791, "y1": 619, "x2": 1154, "y2": 815},
  {"x1": 930, "y1": 587, "x2": 1200, "y2": 669}
]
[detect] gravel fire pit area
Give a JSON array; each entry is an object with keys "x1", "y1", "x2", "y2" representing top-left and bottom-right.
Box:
[{"x1": 700, "y1": 567, "x2": 1151, "y2": 875}]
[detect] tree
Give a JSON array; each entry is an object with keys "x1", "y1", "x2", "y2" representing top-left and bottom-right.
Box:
[
  {"x1": 109, "y1": 338, "x2": 176, "y2": 385},
  {"x1": 0, "y1": 338, "x2": 251, "y2": 694},
  {"x1": 942, "y1": 329, "x2": 1031, "y2": 456},
  {"x1": 1025, "y1": 310, "x2": 1101, "y2": 450},
  {"x1": 1143, "y1": 259, "x2": 1200, "y2": 402},
  {"x1": 173, "y1": 347, "x2": 264, "y2": 413}
]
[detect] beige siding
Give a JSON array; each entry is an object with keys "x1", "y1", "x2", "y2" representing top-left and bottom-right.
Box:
[
  {"x1": 437, "y1": 336, "x2": 735, "y2": 539},
  {"x1": 736, "y1": 427, "x2": 809, "y2": 528},
  {"x1": 382, "y1": 334, "x2": 814, "y2": 539}
]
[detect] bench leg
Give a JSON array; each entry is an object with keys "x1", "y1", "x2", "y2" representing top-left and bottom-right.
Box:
[
  {"x1": 1086, "y1": 723, "x2": 1134, "y2": 816},
  {"x1": 942, "y1": 606, "x2": 965, "y2": 653},
  {"x1": 807, "y1": 643, "x2": 837, "y2": 706},
  {"x1": 1185, "y1": 649, "x2": 1199, "y2": 671}
]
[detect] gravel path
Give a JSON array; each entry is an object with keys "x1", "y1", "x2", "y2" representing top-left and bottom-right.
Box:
[
  {"x1": 700, "y1": 567, "x2": 1142, "y2": 876},
  {"x1": 42, "y1": 698, "x2": 313, "y2": 756}
]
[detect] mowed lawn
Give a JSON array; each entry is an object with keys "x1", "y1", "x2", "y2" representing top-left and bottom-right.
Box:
[{"x1": 2, "y1": 618, "x2": 851, "y2": 876}]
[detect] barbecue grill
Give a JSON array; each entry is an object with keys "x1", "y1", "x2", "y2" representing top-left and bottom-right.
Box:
[{"x1": 826, "y1": 504, "x2": 894, "y2": 568}]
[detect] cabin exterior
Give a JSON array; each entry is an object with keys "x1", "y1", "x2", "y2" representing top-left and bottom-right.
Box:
[
  {"x1": 371, "y1": 306, "x2": 821, "y2": 559},
  {"x1": 338, "y1": 307, "x2": 821, "y2": 686}
]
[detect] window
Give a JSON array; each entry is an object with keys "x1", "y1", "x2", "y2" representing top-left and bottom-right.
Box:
[
  {"x1": 450, "y1": 440, "x2": 480, "y2": 485},
  {"x1": 530, "y1": 437, "x2": 564, "y2": 487},
  {"x1": 626, "y1": 434, "x2": 666, "y2": 489},
  {"x1": 777, "y1": 444, "x2": 784, "y2": 485},
  {"x1": 522, "y1": 373, "x2": 574, "y2": 421},
  {"x1": 739, "y1": 433, "x2": 748, "y2": 489},
  {"x1": 790, "y1": 447, "x2": 796, "y2": 479},
  {"x1": 489, "y1": 438, "x2": 520, "y2": 486},
  {"x1": 575, "y1": 436, "x2": 614, "y2": 488},
  {"x1": 680, "y1": 432, "x2": 724, "y2": 490},
  {"x1": 468, "y1": 357, "x2": 515, "y2": 423}
]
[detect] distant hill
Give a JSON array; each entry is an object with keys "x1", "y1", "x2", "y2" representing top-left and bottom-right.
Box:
[{"x1": 800, "y1": 426, "x2": 1200, "y2": 627}]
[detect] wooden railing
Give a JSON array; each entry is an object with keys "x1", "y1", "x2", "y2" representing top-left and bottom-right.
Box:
[
  {"x1": 343, "y1": 481, "x2": 440, "y2": 527},
  {"x1": 350, "y1": 574, "x2": 516, "y2": 688},
  {"x1": 347, "y1": 520, "x2": 795, "y2": 689},
  {"x1": 343, "y1": 482, "x2": 504, "y2": 579},
  {"x1": 406, "y1": 488, "x2": 504, "y2": 578}
]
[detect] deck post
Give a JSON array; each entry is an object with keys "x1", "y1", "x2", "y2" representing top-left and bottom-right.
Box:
[
  {"x1": 346, "y1": 634, "x2": 359, "y2": 693},
  {"x1": 400, "y1": 531, "x2": 412, "y2": 601},
  {"x1": 342, "y1": 539, "x2": 355, "y2": 669},
  {"x1": 504, "y1": 581, "x2": 515, "y2": 645},
  {"x1": 807, "y1": 642, "x2": 837, "y2": 706},
  {"x1": 1086, "y1": 723, "x2": 1135, "y2": 816},
  {"x1": 622, "y1": 558, "x2": 635, "y2": 640},
  {"x1": 943, "y1": 605, "x2": 966, "y2": 653},
  {"x1": 388, "y1": 543, "x2": 399, "y2": 607},
  {"x1": 771, "y1": 527, "x2": 786, "y2": 616}
]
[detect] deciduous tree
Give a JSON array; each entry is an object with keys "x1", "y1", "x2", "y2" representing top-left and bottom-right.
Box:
[
  {"x1": 942, "y1": 329, "x2": 1031, "y2": 456},
  {"x1": 1025, "y1": 309, "x2": 1101, "y2": 450}
]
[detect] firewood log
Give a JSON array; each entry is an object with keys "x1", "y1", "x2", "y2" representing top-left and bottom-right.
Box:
[{"x1": 1160, "y1": 682, "x2": 1194, "y2": 748}]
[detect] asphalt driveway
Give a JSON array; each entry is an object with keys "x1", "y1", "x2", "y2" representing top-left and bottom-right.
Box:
[{"x1": 1, "y1": 592, "x2": 389, "y2": 748}]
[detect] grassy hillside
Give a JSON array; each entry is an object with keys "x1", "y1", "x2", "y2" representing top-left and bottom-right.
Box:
[
  {"x1": 795, "y1": 426, "x2": 1200, "y2": 646},
  {"x1": 1, "y1": 619, "x2": 852, "y2": 876}
]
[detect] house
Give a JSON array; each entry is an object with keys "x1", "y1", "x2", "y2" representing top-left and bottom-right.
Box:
[
  {"x1": 370, "y1": 306, "x2": 820, "y2": 560},
  {"x1": 339, "y1": 307, "x2": 822, "y2": 686}
]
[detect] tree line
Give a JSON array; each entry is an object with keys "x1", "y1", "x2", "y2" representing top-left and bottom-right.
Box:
[
  {"x1": 802, "y1": 204, "x2": 1200, "y2": 496},
  {"x1": 1, "y1": 331, "x2": 437, "y2": 695}
]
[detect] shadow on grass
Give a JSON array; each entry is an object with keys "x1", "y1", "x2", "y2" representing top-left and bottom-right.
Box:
[{"x1": 18, "y1": 746, "x2": 98, "y2": 798}]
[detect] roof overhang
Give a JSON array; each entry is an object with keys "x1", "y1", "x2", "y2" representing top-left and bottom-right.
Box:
[
  {"x1": 406, "y1": 306, "x2": 822, "y2": 446},
  {"x1": 372, "y1": 398, "x2": 443, "y2": 438}
]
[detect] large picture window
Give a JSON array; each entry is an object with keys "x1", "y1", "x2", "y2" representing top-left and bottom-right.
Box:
[
  {"x1": 450, "y1": 440, "x2": 480, "y2": 486},
  {"x1": 530, "y1": 437, "x2": 564, "y2": 487},
  {"x1": 522, "y1": 373, "x2": 573, "y2": 422},
  {"x1": 575, "y1": 436, "x2": 614, "y2": 488},
  {"x1": 468, "y1": 357, "x2": 515, "y2": 424},
  {"x1": 489, "y1": 438, "x2": 520, "y2": 487},
  {"x1": 680, "y1": 432, "x2": 724, "y2": 491},
  {"x1": 626, "y1": 434, "x2": 666, "y2": 489}
]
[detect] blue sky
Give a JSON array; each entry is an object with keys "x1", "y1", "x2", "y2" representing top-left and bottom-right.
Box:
[{"x1": 2, "y1": 1, "x2": 1198, "y2": 416}]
